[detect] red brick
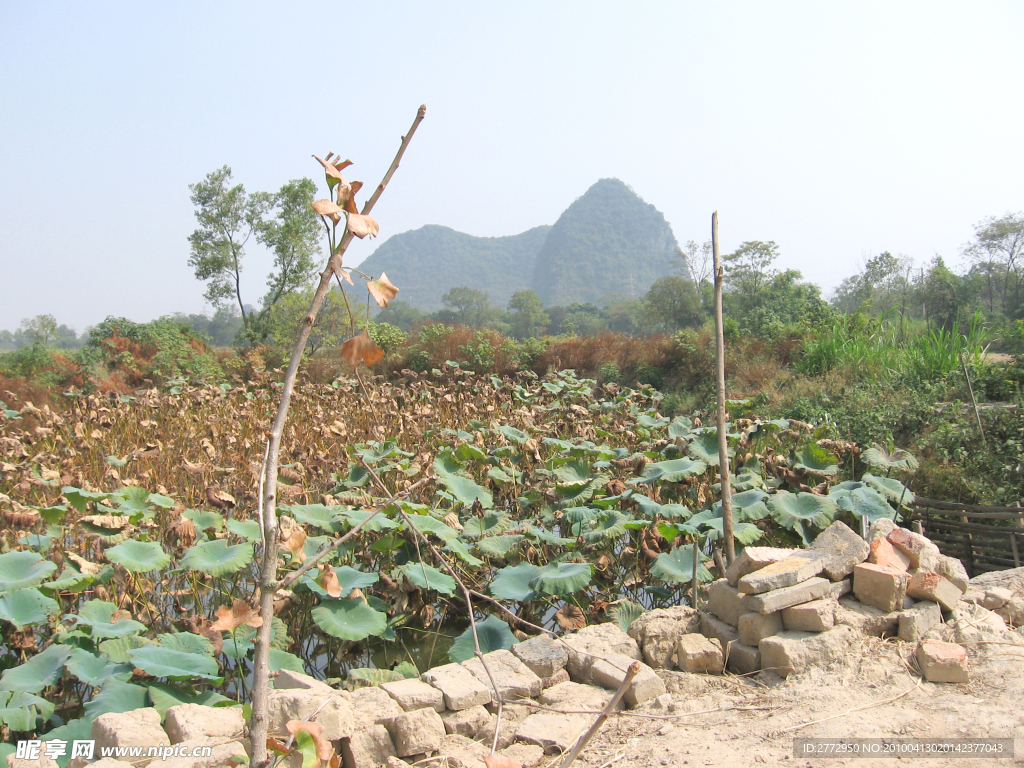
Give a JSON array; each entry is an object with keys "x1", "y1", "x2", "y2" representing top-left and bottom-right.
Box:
[
  {"x1": 916, "y1": 641, "x2": 969, "y2": 683},
  {"x1": 852, "y1": 562, "x2": 908, "y2": 613},
  {"x1": 868, "y1": 537, "x2": 910, "y2": 572},
  {"x1": 906, "y1": 571, "x2": 963, "y2": 611}
]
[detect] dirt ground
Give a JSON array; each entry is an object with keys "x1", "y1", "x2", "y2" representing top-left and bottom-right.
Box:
[{"x1": 575, "y1": 634, "x2": 1024, "y2": 768}]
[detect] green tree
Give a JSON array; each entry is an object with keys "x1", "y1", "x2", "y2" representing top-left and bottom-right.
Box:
[
  {"x1": 441, "y1": 287, "x2": 491, "y2": 327},
  {"x1": 919, "y1": 256, "x2": 962, "y2": 332},
  {"x1": 507, "y1": 290, "x2": 549, "y2": 339},
  {"x1": 18, "y1": 314, "x2": 58, "y2": 346},
  {"x1": 264, "y1": 287, "x2": 350, "y2": 355},
  {"x1": 723, "y1": 240, "x2": 779, "y2": 306},
  {"x1": 962, "y1": 212, "x2": 1024, "y2": 318},
  {"x1": 831, "y1": 252, "x2": 913, "y2": 317},
  {"x1": 375, "y1": 300, "x2": 425, "y2": 332},
  {"x1": 642, "y1": 276, "x2": 702, "y2": 333}
]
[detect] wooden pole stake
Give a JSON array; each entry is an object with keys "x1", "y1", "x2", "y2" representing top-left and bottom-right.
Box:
[{"x1": 712, "y1": 211, "x2": 736, "y2": 566}]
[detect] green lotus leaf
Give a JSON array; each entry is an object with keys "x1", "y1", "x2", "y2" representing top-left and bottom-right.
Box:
[
  {"x1": 158, "y1": 632, "x2": 216, "y2": 657},
  {"x1": 0, "y1": 644, "x2": 73, "y2": 693},
  {"x1": 0, "y1": 588, "x2": 58, "y2": 629},
  {"x1": 637, "y1": 413, "x2": 670, "y2": 429},
  {"x1": 581, "y1": 510, "x2": 631, "y2": 543},
  {"x1": 347, "y1": 668, "x2": 406, "y2": 688},
  {"x1": 340, "y1": 507, "x2": 399, "y2": 532},
  {"x1": 443, "y1": 538, "x2": 485, "y2": 567},
  {"x1": 475, "y1": 534, "x2": 524, "y2": 557},
  {"x1": 439, "y1": 473, "x2": 494, "y2": 508},
  {"x1": 686, "y1": 431, "x2": 734, "y2": 467},
  {"x1": 312, "y1": 598, "x2": 388, "y2": 641},
  {"x1": 84, "y1": 679, "x2": 149, "y2": 718},
  {"x1": 111, "y1": 486, "x2": 158, "y2": 517},
  {"x1": 610, "y1": 600, "x2": 645, "y2": 632},
  {"x1": 635, "y1": 457, "x2": 708, "y2": 485},
  {"x1": 226, "y1": 518, "x2": 261, "y2": 541},
  {"x1": 405, "y1": 513, "x2": 460, "y2": 543},
  {"x1": 72, "y1": 599, "x2": 147, "y2": 638},
  {"x1": 105, "y1": 539, "x2": 171, "y2": 573},
  {"x1": 448, "y1": 614, "x2": 518, "y2": 663},
  {"x1": 269, "y1": 649, "x2": 306, "y2": 674},
  {"x1": 331, "y1": 566, "x2": 379, "y2": 597},
  {"x1": 454, "y1": 442, "x2": 487, "y2": 462},
  {"x1": 65, "y1": 648, "x2": 133, "y2": 686},
  {"x1": 529, "y1": 562, "x2": 592, "y2": 597},
  {"x1": 768, "y1": 492, "x2": 839, "y2": 529},
  {"x1": 40, "y1": 567, "x2": 95, "y2": 595},
  {"x1": 98, "y1": 635, "x2": 153, "y2": 663},
  {"x1": 462, "y1": 511, "x2": 512, "y2": 540},
  {"x1": 793, "y1": 443, "x2": 839, "y2": 477},
  {"x1": 668, "y1": 418, "x2": 693, "y2": 439},
  {"x1": 62, "y1": 486, "x2": 111, "y2": 512},
  {"x1": 862, "y1": 444, "x2": 919, "y2": 473},
  {"x1": 830, "y1": 480, "x2": 865, "y2": 493},
  {"x1": 554, "y1": 459, "x2": 593, "y2": 488},
  {"x1": 183, "y1": 508, "x2": 225, "y2": 532},
  {"x1": 862, "y1": 474, "x2": 915, "y2": 507},
  {"x1": 555, "y1": 478, "x2": 600, "y2": 508},
  {"x1": 650, "y1": 546, "x2": 714, "y2": 584},
  {"x1": 180, "y1": 539, "x2": 253, "y2": 577},
  {"x1": 526, "y1": 527, "x2": 574, "y2": 546},
  {"x1": 281, "y1": 503, "x2": 347, "y2": 533},
  {"x1": 398, "y1": 562, "x2": 457, "y2": 596},
  {"x1": 833, "y1": 486, "x2": 897, "y2": 521},
  {"x1": 699, "y1": 519, "x2": 764, "y2": 545},
  {"x1": 127, "y1": 645, "x2": 221, "y2": 681},
  {"x1": 147, "y1": 683, "x2": 233, "y2": 717},
  {"x1": 433, "y1": 451, "x2": 464, "y2": 477},
  {"x1": 0, "y1": 550, "x2": 58, "y2": 592},
  {"x1": 0, "y1": 691, "x2": 55, "y2": 732},
  {"x1": 220, "y1": 618, "x2": 289, "y2": 660},
  {"x1": 490, "y1": 562, "x2": 543, "y2": 602}
]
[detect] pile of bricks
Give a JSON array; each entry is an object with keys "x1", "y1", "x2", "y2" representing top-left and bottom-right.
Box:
[{"x1": 699, "y1": 519, "x2": 972, "y2": 682}]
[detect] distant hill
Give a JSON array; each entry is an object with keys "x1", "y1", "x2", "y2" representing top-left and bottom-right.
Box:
[
  {"x1": 531, "y1": 179, "x2": 679, "y2": 306},
  {"x1": 356, "y1": 179, "x2": 680, "y2": 310}
]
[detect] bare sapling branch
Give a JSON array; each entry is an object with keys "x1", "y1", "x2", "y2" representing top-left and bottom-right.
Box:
[
  {"x1": 248, "y1": 105, "x2": 426, "y2": 768},
  {"x1": 712, "y1": 211, "x2": 736, "y2": 565}
]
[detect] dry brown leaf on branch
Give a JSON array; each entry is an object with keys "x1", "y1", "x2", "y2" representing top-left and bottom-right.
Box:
[
  {"x1": 311, "y1": 199, "x2": 344, "y2": 224},
  {"x1": 210, "y1": 599, "x2": 264, "y2": 632},
  {"x1": 314, "y1": 154, "x2": 353, "y2": 178},
  {"x1": 346, "y1": 213, "x2": 379, "y2": 239},
  {"x1": 333, "y1": 265, "x2": 354, "y2": 285},
  {"x1": 367, "y1": 272, "x2": 399, "y2": 308},
  {"x1": 341, "y1": 331, "x2": 384, "y2": 368},
  {"x1": 206, "y1": 486, "x2": 236, "y2": 510},
  {"x1": 286, "y1": 720, "x2": 336, "y2": 763},
  {"x1": 484, "y1": 754, "x2": 522, "y2": 768},
  {"x1": 555, "y1": 603, "x2": 586, "y2": 631},
  {"x1": 318, "y1": 567, "x2": 342, "y2": 598}
]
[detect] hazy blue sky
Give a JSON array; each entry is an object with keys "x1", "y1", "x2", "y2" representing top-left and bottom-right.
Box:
[{"x1": 2, "y1": 2, "x2": 1023, "y2": 331}]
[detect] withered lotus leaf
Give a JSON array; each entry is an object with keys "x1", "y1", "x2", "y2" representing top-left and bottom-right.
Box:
[
  {"x1": 210, "y1": 599, "x2": 263, "y2": 632},
  {"x1": 367, "y1": 272, "x2": 399, "y2": 308},
  {"x1": 341, "y1": 331, "x2": 384, "y2": 368}
]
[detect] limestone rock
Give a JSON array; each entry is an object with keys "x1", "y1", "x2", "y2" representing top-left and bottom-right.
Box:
[
  {"x1": 7, "y1": 748, "x2": 58, "y2": 768},
  {"x1": 935, "y1": 555, "x2": 970, "y2": 592},
  {"x1": 539, "y1": 680, "x2": 613, "y2": 711},
  {"x1": 512, "y1": 635, "x2": 568, "y2": 678},
  {"x1": 758, "y1": 625, "x2": 858, "y2": 677},
  {"x1": 725, "y1": 547, "x2": 796, "y2": 587},
  {"x1": 853, "y1": 562, "x2": 908, "y2": 613},
  {"x1": 886, "y1": 528, "x2": 941, "y2": 571},
  {"x1": 561, "y1": 623, "x2": 640, "y2": 684},
  {"x1": 266, "y1": 689, "x2": 356, "y2": 741},
  {"x1": 438, "y1": 734, "x2": 489, "y2": 768},
  {"x1": 809, "y1": 521, "x2": 870, "y2": 581},
  {"x1": 743, "y1": 576, "x2": 832, "y2": 614},
  {"x1": 164, "y1": 703, "x2": 245, "y2": 744},
  {"x1": 515, "y1": 712, "x2": 590, "y2": 754},
  {"x1": 341, "y1": 724, "x2": 396, "y2": 768},
  {"x1": 726, "y1": 642, "x2": 761, "y2": 675},
  {"x1": 146, "y1": 738, "x2": 248, "y2": 768},
  {"x1": 385, "y1": 707, "x2": 446, "y2": 757},
  {"x1": 541, "y1": 668, "x2": 570, "y2": 688},
  {"x1": 627, "y1": 606, "x2": 700, "y2": 669},
  {"x1": 906, "y1": 571, "x2": 963, "y2": 611},
  {"x1": 676, "y1": 633, "x2": 724, "y2": 675},
  {"x1": 782, "y1": 598, "x2": 837, "y2": 632},
  {"x1": 898, "y1": 601, "x2": 942, "y2": 643},
  {"x1": 917, "y1": 641, "x2": 969, "y2": 683},
  {"x1": 737, "y1": 611, "x2": 782, "y2": 647},
  {"x1": 92, "y1": 708, "x2": 169, "y2": 766},
  {"x1": 867, "y1": 518, "x2": 898, "y2": 543},
  {"x1": 381, "y1": 677, "x2": 445, "y2": 712},
  {"x1": 707, "y1": 579, "x2": 747, "y2": 626},
  {"x1": 868, "y1": 537, "x2": 911, "y2": 572},
  {"x1": 273, "y1": 669, "x2": 336, "y2": 694},
  {"x1": 462, "y1": 649, "x2": 543, "y2": 701},
  {"x1": 589, "y1": 654, "x2": 666, "y2": 707},
  {"x1": 422, "y1": 662, "x2": 492, "y2": 710},
  {"x1": 476, "y1": 699, "x2": 535, "y2": 750},
  {"x1": 441, "y1": 705, "x2": 491, "y2": 738},
  {"x1": 348, "y1": 685, "x2": 404, "y2": 728},
  {"x1": 835, "y1": 596, "x2": 900, "y2": 637},
  {"x1": 737, "y1": 552, "x2": 827, "y2": 595},
  {"x1": 698, "y1": 611, "x2": 739, "y2": 648}
]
